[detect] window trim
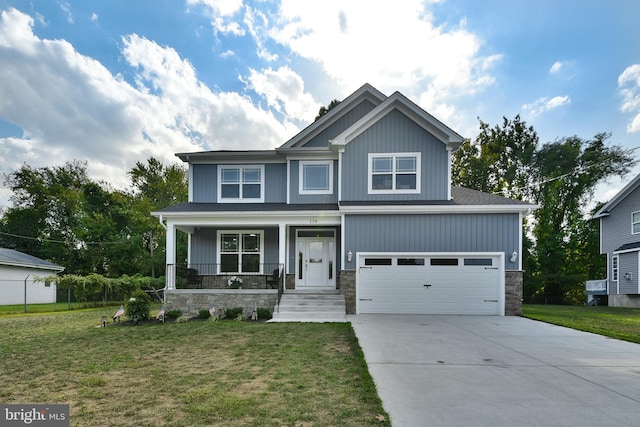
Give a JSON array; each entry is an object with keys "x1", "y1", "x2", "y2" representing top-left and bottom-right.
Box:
[
  {"x1": 299, "y1": 161, "x2": 333, "y2": 195},
  {"x1": 612, "y1": 255, "x2": 619, "y2": 282},
  {"x1": 216, "y1": 230, "x2": 264, "y2": 274},
  {"x1": 632, "y1": 211, "x2": 640, "y2": 234},
  {"x1": 217, "y1": 165, "x2": 265, "y2": 203},
  {"x1": 368, "y1": 152, "x2": 421, "y2": 194}
]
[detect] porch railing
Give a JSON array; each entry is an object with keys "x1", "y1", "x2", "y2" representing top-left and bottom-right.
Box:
[
  {"x1": 166, "y1": 263, "x2": 284, "y2": 290},
  {"x1": 585, "y1": 279, "x2": 607, "y2": 293}
]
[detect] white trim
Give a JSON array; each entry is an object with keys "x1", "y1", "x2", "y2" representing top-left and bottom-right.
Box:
[
  {"x1": 367, "y1": 152, "x2": 421, "y2": 194},
  {"x1": 612, "y1": 254, "x2": 619, "y2": 287},
  {"x1": 286, "y1": 159, "x2": 291, "y2": 204},
  {"x1": 447, "y1": 148, "x2": 452, "y2": 200},
  {"x1": 216, "y1": 230, "x2": 265, "y2": 274},
  {"x1": 299, "y1": 160, "x2": 334, "y2": 195},
  {"x1": 632, "y1": 210, "x2": 640, "y2": 234},
  {"x1": 217, "y1": 165, "x2": 265, "y2": 203},
  {"x1": 339, "y1": 204, "x2": 535, "y2": 215},
  {"x1": 188, "y1": 164, "x2": 194, "y2": 202},
  {"x1": 337, "y1": 150, "x2": 343, "y2": 202}
]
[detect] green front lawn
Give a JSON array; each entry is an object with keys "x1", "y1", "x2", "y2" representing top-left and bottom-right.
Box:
[
  {"x1": 522, "y1": 304, "x2": 640, "y2": 344},
  {"x1": 0, "y1": 309, "x2": 389, "y2": 426}
]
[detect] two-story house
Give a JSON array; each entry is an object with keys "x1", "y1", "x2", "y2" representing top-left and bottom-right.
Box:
[
  {"x1": 592, "y1": 173, "x2": 640, "y2": 307},
  {"x1": 153, "y1": 84, "x2": 536, "y2": 318}
]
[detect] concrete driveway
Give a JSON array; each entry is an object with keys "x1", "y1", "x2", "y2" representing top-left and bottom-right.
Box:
[{"x1": 350, "y1": 314, "x2": 640, "y2": 427}]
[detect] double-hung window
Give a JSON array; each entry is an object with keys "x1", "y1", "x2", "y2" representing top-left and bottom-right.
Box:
[
  {"x1": 632, "y1": 211, "x2": 640, "y2": 234},
  {"x1": 299, "y1": 161, "x2": 333, "y2": 194},
  {"x1": 368, "y1": 153, "x2": 421, "y2": 194},
  {"x1": 218, "y1": 165, "x2": 264, "y2": 202},
  {"x1": 218, "y1": 231, "x2": 263, "y2": 273}
]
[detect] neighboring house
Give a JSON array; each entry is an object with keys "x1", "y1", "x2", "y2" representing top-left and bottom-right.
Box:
[
  {"x1": 593, "y1": 173, "x2": 640, "y2": 307},
  {"x1": 0, "y1": 248, "x2": 65, "y2": 305},
  {"x1": 153, "y1": 84, "x2": 536, "y2": 317}
]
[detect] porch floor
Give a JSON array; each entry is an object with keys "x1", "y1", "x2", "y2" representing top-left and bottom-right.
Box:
[{"x1": 270, "y1": 290, "x2": 347, "y2": 323}]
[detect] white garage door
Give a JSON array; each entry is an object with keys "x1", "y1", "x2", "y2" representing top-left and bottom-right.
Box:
[{"x1": 357, "y1": 253, "x2": 504, "y2": 315}]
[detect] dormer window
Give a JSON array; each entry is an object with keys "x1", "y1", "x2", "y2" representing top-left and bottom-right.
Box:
[
  {"x1": 368, "y1": 153, "x2": 421, "y2": 194},
  {"x1": 218, "y1": 165, "x2": 264, "y2": 202}
]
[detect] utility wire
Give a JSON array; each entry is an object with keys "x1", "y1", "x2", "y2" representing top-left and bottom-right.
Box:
[{"x1": 0, "y1": 231, "x2": 124, "y2": 245}]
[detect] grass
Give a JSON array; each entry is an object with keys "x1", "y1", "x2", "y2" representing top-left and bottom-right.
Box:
[
  {"x1": 0, "y1": 308, "x2": 389, "y2": 427},
  {"x1": 522, "y1": 304, "x2": 640, "y2": 344},
  {"x1": 0, "y1": 301, "x2": 122, "y2": 315}
]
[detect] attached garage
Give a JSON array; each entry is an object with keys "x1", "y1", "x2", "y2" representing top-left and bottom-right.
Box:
[{"x1": 356, "y1": 252, "x2": 505, "y2": 315}]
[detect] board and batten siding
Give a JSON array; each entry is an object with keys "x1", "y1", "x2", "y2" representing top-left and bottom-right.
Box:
[
  {"x1": 341, "y1": 109, "x2": 449, "y2": 202},
  {"x1": 190, "y1": 227, "x2": 280, "y2": 274},
  {"x1": 190, "y1": 163, "x2": 286, "y2": 203},
  {"x1": 342, "y1": 213, "x2": 520, "y2": 270},
  {"x1": 303, "y1": 99, "x2": 377, "y2": 147},
  {"x1": 288, "y1": 160, "x2": 338, "y2": 204}
]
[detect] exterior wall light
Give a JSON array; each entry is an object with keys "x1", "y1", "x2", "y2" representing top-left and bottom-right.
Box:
[
  {"x1": 510, "y1": 251, "x2": 518, "y2": 263},
  {"x1": 347, "y1": 251, "x2": 353, "y2": 263}
]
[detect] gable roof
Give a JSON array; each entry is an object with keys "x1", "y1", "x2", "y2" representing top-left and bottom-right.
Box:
[
  {"x1": 278, "y1": 83, "x2": 387, "y2": 150},
  {"x1": 593, "y1": 173, "x2": 640, "y2": 218},
  {"x1": 330, "y1": 90, "x2": 464, "y2": 152},
  {"x1": 0, "y1": 248, "x2": 65, "y2": 272}
]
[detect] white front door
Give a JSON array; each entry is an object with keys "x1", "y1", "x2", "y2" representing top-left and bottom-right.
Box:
[{"x1": 296, "y1": 237, "x2": 336, "y2": 288}]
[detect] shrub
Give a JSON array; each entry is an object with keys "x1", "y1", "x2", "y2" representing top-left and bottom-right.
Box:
[
  {"x1": 176, "y1": 316, "x2": 189, "y2": 323},
  {"x1": 165, "y1": 309, "x2": 182, "y2": 320},
  {"x1": 256, "y1": 307, "x2": 272, "y2": 320},
  {"x1": 125, "y1": 290, "x2": 151, "y2": 321},
  {"x1": 197, "y1": 309, "x2": 211, "y2": 319},
  {"x1": 223, "y1": 307, "x2": 244, "y2": 320}
]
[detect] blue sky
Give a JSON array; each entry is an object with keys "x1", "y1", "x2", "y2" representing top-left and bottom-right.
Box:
[{"x1": 1, "y1": 0, "x2": 639, "y2": 210}]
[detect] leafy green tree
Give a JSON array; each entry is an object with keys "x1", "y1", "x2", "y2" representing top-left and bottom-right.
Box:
[{"x1": 314, "y1": 99, "x2": 341, "y2": 121}]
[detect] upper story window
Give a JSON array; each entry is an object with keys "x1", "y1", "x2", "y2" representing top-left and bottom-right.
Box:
[
  {"x1": 633, "y1": 211, "x2": 640, "y2": 234},
  {"x1": 218, "y1": 165, "x2": 264, "y2": 203},
  {"x1": 299, "y1": 161, "x2": 333, "y2": 194},
  {"x1": 368, "y1": 152, "x2": 421, "y2": 194}
]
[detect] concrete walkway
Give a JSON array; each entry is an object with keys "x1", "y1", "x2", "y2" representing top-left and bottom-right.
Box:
[{"x1": 350, "y1": 314, "x2": 640, "y2": 427}]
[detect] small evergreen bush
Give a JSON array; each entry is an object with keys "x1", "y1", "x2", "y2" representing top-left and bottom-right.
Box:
[
  {"x1": 223, "y1": 307, "x2": 244, "y2": 320},
  {"x1": 256, "y1": 307, "x2": 272, "y2": 320},
  {"x1": 125, "y1": 290, "x2": 151, "y2": 321},
  {"x1": 165, "y1": 309, "x2": 182, "y2": 320},
  {"x1": 197, "y1": 309, "x2": 211, "y2": 319}
]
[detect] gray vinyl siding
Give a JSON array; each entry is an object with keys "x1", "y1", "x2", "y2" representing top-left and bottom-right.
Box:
[
  {"x1": 190, "y1": 163, "x2": 286, "y2": 203},
  {"x1": 192, "y1": 164, "x2": 216, "y2": 203},
  {"x1": 265, "y1": 163, "x2": 287, "y2": 203},
  {"x1": 190, "y1": 227, "x2": 279, "y2": 274},
  {"x1": 341, "y1": 109, "x2": 449, "y2": 202},
  {"x1": 617, "y1": 252, "x2": 639, "y2": 294},
  {"x1": 289, "y1": 160, "x2": 338, "y2": 204},
  {"x1": 303, "y1": 100, "x2": 377, "y2": 147},
  {"x1": 342, "y1": 213, "x2": 520, "y2": 270},
  {"x1": 600, "y1": 186, "x2": 640, "y2": 295}
]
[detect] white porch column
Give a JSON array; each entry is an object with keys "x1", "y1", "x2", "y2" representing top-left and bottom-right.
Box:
[
  {"x1": 278, "y1": 223, "x2": 286, "y2": 270},
  {"x1": 165, "y1": 223, "x2": 176, "y2": 290}
]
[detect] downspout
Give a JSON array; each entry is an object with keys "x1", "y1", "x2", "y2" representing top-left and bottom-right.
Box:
[{"x1": 158, "y1": 214, "x2": 167, "y2": 230}]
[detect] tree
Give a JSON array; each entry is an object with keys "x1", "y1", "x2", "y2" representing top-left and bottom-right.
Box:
[
  {"x1": 452, "y1": 115, "x2": 538, "y2": 200},
  {"x1": 531, "y1": 134, "x2": 635, "y2": 300},
  {"x1": 314, "y1": 99, "x2": 341, "y2": 121}
]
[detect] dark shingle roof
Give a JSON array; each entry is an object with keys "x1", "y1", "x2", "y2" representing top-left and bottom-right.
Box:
[
  {"x1": 0, "y1": 248, "x2": 65, "y2": 271},
  {"x1": 614, "y1": 242, "x2": 640, "y2": 252},
  {"x1": 155, "y1": 203, "x2": 339, "y2": 214}
]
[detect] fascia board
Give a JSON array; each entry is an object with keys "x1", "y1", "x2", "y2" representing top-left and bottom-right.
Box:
[
  {"x1": 0, "y1": 261, "x2": 64, "y2": 272},
  {"x1": 339, "y1": 204, "x2": 539, "y2": 215},
  {"x1": 593, "y1": 173, "x2": 640, "y2": 218},
  {"x1": 613, "y1": 247, "x2": 640, "y2": 255},
  {"x1": 331, "y1": 93, "x2": 464, "y2": 150},
  {"x1": 159, "y1": 211, "x2": 342, "y2": 226}
]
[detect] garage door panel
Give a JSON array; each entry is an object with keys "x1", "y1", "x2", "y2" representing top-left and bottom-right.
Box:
[{"x1": 358, "y1": 253, "x2": 502, "y2": 315}]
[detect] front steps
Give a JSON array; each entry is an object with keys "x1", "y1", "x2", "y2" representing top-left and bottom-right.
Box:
[{"x1": 270, "y1": 290, "x2": 347, "y2": 323}]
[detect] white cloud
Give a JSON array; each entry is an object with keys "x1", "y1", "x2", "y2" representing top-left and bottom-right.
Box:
[
  {"x1": 550, "y1": 61, "x2": 564, "y2": 74},
  {"x1": 60, "y1": 2, "x2": 73, "y2": 24},
  {"x1": 90, "y1": 13, "x2": 98, "y2": 24},
  {"x1": 618, "y1": 64, "x2": 640, "y2": 133},
  {"x1": 0, "y1": 8, "x2": 294, "y2": 208},
  {"x1": 522, "y1": 95, "x2": 571, "y2": 118},
  {"x1": 267, "y1": 0, "x2": 499, "y2": 123},
  {"x1": 187, "y1": 0, "x2": 245, "y2": 36},
  {"x1": 246, "y1": 66, "x2": 321, "y2": 123}
]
